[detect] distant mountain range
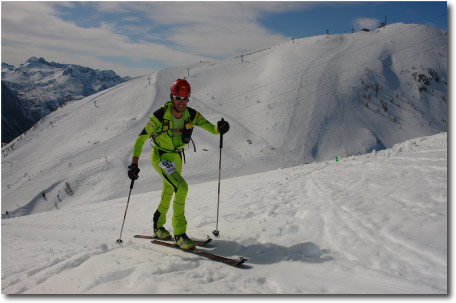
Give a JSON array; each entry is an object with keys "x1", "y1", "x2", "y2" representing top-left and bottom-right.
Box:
[{"x1": 2, "y1": 57, "x2": 132, "y2": 143}]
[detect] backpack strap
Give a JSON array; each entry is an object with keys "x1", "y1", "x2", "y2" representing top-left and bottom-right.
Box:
[
  {"x1": 187, "y1": 107, "x2": 197, "y2": 123},
  {"x1": 153, "y1": 104, "x2": 169, "y2": 132},
  {"x1": 153, "y1": 105, "x2": 166, "y2": 121},
  {"x1": 183, "y1": 107, "x2": 197, "y2": 153},
  {"x1": 162, "y1": 119, "x2": 170, "y2": 132}
]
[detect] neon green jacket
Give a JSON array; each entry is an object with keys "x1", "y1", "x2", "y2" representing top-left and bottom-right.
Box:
[{"x1": 133, "y1": 101, "x2": 219, "y2": 158}]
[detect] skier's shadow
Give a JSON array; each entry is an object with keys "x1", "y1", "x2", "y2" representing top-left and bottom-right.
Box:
[{"x1": 205, "y1": 240, "x2": 333, "y2": 269}]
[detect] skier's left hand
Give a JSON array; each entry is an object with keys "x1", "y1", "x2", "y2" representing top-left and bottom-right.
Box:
[{"x1": 217, "y1": 119, "x2": 230, "y2": 135}]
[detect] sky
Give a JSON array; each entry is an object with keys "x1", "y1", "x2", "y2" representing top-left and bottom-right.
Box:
[{"x1": 1, "y1": 1, "x2": 448, "y2": 77}]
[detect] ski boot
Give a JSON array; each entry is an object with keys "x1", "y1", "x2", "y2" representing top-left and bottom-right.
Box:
[
  {"x1": 154, "y1": 227, "x2": 171, "y2": 239},
  {"x1": 153, "y1": 210, "x2": 171, "y2": 239},
  {"x1": 174, "y1": 233, "x2": 195, "y2": 250}
]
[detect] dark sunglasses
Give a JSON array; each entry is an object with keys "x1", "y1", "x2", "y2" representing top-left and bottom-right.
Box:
[{"x1": 173, "y1": 96, "x2": 189, "y2": 101}]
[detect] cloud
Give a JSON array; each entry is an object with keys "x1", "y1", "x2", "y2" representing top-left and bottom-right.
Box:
[
  {"x1": 97, "y1": 2, "x2": 300, "y2": 57},
  {"x1": 2, "y1": 2, "x2": 313, "y2": 76},
  {"x1": 121, "y1": 16, "x2": 141, "y2": 22},
  {"x1": 353, "y1": 18, "x2": 379, "y2": 30},
  {"x1": 2, "y1": 2, "x2": 208, "y2": 76}
]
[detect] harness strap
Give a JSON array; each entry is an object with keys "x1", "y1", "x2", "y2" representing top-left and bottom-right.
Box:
[
  {"x1": 154, "y1": 144, "x2": 186, "y2": 164},
  {"x1": 162, "y1": 116, "x2": 192, "y2": 133}
]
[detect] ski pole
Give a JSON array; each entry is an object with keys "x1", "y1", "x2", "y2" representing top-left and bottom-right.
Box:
[
  {"x1": 116, "y1": 180, "x2": 135, "y2": 244},
  {"x1": 213, "y1": 119, "x2": 224, "y2": 237}
]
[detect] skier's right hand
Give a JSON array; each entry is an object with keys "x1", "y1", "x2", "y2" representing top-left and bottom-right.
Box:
[
  {"x1": 217, "y1": 119, "x2": 230, "y2": 135},
  {"x1": 128, "y1": 163, "x2": 140, "y2": 180}
]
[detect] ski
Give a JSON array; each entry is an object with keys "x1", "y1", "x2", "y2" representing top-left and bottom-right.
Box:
[
  {"x1": 151, "y1": 240, "x2": 247, "y2": 267},
  {"x1": 134, "y1": 234, "x2": 212, "y2": 246}
]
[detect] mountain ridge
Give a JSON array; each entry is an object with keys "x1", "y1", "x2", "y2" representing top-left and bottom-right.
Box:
[{"x1": 2, "y1": 57, "x2": 132, "y2": 143}]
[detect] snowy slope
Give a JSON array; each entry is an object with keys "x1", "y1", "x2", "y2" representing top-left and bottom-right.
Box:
[
  {"x1": 1, "y1": 133, "x2": 447, "y2": 294},
  {"x1": 1, "y1": 23, "x2": 448, "y2": 294},
  {"x1": 1, "y1": 23, "x2": 447, "y2": 218}
]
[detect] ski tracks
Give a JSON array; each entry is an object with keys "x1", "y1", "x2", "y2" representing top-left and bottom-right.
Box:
[
  {"x1": 282, "y1": 36, "x2": 355, "y2": 161},
  {"x1": 299, "y1": 154, "x2": 446, "y2": 292},
  {"x1": 3, "y1": 236, "x2": 269, "y2": 294},
  {"x1": 2, "y1": 243, "x2": 128, "y2": 294}
]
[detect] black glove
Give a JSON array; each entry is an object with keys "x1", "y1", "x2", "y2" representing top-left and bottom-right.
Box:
[
  {"x1": 217, "y1": 119, "x2": 230, "y2": 135},
  {"x1": 128, "y1": 163, "x2": 140, "y2": 180}
]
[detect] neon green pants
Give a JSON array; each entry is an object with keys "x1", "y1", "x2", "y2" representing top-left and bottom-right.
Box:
[{"x1": 151, "y1": 148, "x2": 188, "y2": 235}]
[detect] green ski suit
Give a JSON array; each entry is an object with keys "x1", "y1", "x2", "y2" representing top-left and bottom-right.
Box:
[{"x1": 132, "y1": 101, "x2": 219, "y2": 235}]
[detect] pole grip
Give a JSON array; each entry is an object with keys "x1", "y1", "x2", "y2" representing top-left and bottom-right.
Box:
[{"x1": 219, "y1": 118, "x2": 224, "y2": 149}]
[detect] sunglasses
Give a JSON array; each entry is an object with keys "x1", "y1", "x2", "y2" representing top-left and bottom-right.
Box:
[{"x1": 173, "y1": 96, "x2": 189, "y2": 101}]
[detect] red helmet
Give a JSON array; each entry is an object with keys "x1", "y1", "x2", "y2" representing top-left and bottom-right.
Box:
[{"x1": 170, "y1": 79, "x2": 191, "y2": 97}]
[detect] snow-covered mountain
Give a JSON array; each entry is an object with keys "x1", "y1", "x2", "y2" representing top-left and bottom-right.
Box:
[
  {"x1": 1, "y1": 23, "x2": 447, "y2": 294},
  {"x1": 1, "y1": 57, "x2": 131, "y2": 143},
  {"x1": 2, "y1": 23, "x2": 447, "y2": 214}
]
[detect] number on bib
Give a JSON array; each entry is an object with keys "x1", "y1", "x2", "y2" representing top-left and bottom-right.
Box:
[{"x1": 159, "y1": 160, "x2": 177, "y2": 175}]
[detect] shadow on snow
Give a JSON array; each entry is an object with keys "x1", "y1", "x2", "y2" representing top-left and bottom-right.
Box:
[{"x1": 206, "y1": 240, "x2": 333, "y2": 265}]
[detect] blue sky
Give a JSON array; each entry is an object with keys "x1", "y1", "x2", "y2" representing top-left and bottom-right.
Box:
[{"x1": 2, "y1": 1, "x2": 447, "y2": 77}]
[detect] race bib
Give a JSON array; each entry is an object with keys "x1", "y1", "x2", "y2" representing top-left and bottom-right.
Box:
[{"x1": 159, "y1": 160, "x2": 177, "y2": 175}]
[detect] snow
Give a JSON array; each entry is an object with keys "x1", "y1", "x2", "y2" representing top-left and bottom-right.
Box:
[
  {"x1": 1, "y1": 23, "x2": 447, "y2": 294},
  {"x1": 1, "y1": 133, "x2": 447, "y2": 294}
]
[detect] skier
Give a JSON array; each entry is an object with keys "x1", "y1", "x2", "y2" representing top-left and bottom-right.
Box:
[{"x1": 128, "y1": 79, "x2": 230, "y2": 250}]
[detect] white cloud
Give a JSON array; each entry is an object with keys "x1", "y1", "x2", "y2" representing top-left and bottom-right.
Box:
[
  {"x1": 1, "y1": 2, "x2": 313, "y2": 76},
  {"x1": 353, "y1": 17, "x2": 379, "y2": 30},
  {"x1": 98, "y1": 2, "x2": 299, "y2": 57},
  {"x1": 1, "y1": 2, "x2": 208, "y2": 76},
  {"x1": 121, "y1": 16, "x2": 141, "y2": 22}
]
